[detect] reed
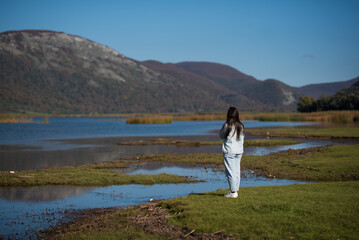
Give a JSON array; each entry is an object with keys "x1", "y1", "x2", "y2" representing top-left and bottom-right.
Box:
[
  {"x1": 117, "y1": 138, "x2": 300, "y2": 147},
  {"x1": 0, "y1": 114, "x2": 32, "y2": 123},
  {"x1": 246, "y1": 127, "x2": 359, "y2": 139},
  {"x1": 241, "y1": 111, "x2": 359, "y2": 123},
  {"x1": 41, "y1": 117, "x2": 50, "y2": 124},
  {"x1": 126, "y1": 111, "x2": 359, "y2": 124},
  {"x1": 173, "y1": 113, "x2": 225, "y2": 121},
  {"x1": 126, "y1": 116, "x2": 173, "y2": 124}
]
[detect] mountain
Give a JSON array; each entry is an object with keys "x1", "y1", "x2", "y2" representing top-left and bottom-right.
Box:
[
  {"x1": 142, "y1": 61, "x2": 299, "y2": 111},
  {"x1": 298, "y1": 80, "x2": 359, "y2": 112},
  {"x1": 0, "y1": 30, "x2": 228, "y2": 113},
  {"x1": 295, "y1": 77, "x2": 359, "y2": 99},
  {"x1": 0, "y1": 30, "x2": 313, "y2": 113},
  {"x1": 172, "y1": 62, "x2": 299, "y2": 109}
]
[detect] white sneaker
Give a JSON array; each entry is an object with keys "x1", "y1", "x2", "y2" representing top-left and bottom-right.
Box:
[{"x1": 224, "y1": 191, "x2": 238, "y2": 198}]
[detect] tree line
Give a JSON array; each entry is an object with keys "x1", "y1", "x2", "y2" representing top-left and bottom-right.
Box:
[{"x1": 297, "y1": 82, "x2": 359, "y2": 112}]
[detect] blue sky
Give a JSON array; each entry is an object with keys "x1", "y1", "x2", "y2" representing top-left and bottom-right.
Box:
[{"x1": 1, "y1": 0, "x2": 358, "y2": 87}]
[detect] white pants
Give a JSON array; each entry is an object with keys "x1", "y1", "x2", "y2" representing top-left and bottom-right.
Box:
[{"x1": 224, "y1": 153, "x2": 242, "y2": 192}]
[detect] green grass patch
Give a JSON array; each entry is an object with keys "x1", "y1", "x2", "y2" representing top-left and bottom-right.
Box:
[
  {"x1": 45, "y1": 182, "x2": 359, "y2": 239},
  {"x1": 118, "y1": 138, "x2": 301, "y2": 147},
  {"x1": 246, "y1": 127, "x2": 359, "y2": 139},
  {"x1": 244, "y1": 145, "x2": 359, "y2": 181},
  {"x1": 132, "y1": 144, "x2": 359, "y2": 181},
  {"x1": 3, "y1": 144, "x2": 357, "y2": 187},
  {"x1": 161, "y1": 181, "x2": 359, "y2": 239},
  {"x1": 245, "y1": 139, "x2": 301, "y2": 147},
  {"x1": 0, "y1": 160, "x2": 197, "y2": 188}
]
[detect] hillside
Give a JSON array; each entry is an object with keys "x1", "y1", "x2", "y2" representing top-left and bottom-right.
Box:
[
  {"x1": 295, "y1": 77, "x2": 359, "y2": 99},
  {"x1": 1, "y1": 30, "x2": 351, "y2": 114},
  {"x1": 142, "y1": 61, "x2": 299, "y2": 111},
  {"x1": 173, "y1": 62, "x2": 299, "y2": 108},
  {"x1": 0, "y1": 30, "x2": 227, "y2": 113},
  {"x1": 297, "y1": 80, "x2": 359, "y2": 112}
]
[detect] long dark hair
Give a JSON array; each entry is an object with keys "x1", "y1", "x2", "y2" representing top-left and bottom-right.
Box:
[{"x1": 223, "y1": 107, "x2": 244, "y2": 140}]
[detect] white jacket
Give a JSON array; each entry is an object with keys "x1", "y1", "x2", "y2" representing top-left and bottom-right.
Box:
[{"x1": 219, "y1": 123, "x2": 244, "y2": 154}]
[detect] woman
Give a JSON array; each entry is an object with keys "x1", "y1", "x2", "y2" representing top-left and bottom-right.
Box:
[{"x1": 219, "y1": 107, "x2": 245, "y2": 198}]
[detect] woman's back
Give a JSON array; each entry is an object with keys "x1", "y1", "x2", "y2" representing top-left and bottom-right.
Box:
[{"x1": 219, "y1": 123, "x2": 244, "y2": 154}]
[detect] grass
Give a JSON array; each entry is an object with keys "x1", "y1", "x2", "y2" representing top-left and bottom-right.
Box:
[
  {"x1": 42, "y1": 181, "x2": 359, "y2": 240},
  {"x1": 161, "y1": 181, "x2": 359, "y2": 239},
  {"x1": 0, "y1": 160, "x2": 197, "y2": 187},
  {"x1": 169, "y1": 111, "x2": 359, "y2": 123},
  {"x1": 37, "y1": 142, "x2": 359, "y2": 239},
  {"x1": 42, "y1": 207, "x2": 165, "y2": 240},
  {"x1": 241, "y1": 111, "x2": 359, "y2": 123},
  {"x1": 243, "y1": 145, "x2": 359, "y2": 181},
  {"x1": 3, "y1": 110, "x2": 359, "y2": 124},
  {"x1": 117, "y1": 138, "x2": 301, "y2": 147},
  {"x1": 131, "y1": 144, "x2": 359, "y2": 181},
  {"x1": 245, "y1": 138, "x2": 301, "y2": 147},
  {"x1": 124, "y1": 111, "x2": 359, "y2": 124},
  {"x1": 2, "y1": 144, "x2": 357, "y2": 187},
  {"x1": 246, "y1": 127, "x2": 359, "y2": 139},
  {"x1": 0, "y1": 114, "x2": 32, "y2": 123},
  {"x1": 126, "y1": 116, "x2": 173, "y2": 124}
]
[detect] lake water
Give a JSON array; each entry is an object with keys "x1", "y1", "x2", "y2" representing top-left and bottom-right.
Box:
[
  {"x1": 0, "y1": 165, "x2": 306, "y2": 240},
  {"x1": 0, "y1": 118, "x2": 322, "y2": 239},
  {"x1": 0, "y1": 117, "x2": 316, "y2": 148}
]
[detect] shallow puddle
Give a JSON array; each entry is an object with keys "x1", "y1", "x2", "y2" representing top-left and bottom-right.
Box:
[
  {"x1": 0, "y1": 163, "x2": 305, "y2": 240},
  {"x1": 0, "y1": 135, "x2": 335, "y2": 171}
]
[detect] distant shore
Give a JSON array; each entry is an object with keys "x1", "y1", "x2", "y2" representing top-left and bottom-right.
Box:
[{"x1": 2, "y1": 110, "x2": 359, "y2": 124}]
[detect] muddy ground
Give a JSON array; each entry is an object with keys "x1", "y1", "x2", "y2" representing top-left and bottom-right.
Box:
[{"x1": 40, "y1": 201, "x2": 237, "y2": 240}]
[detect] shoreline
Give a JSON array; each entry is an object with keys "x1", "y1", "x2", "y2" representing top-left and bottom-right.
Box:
[{"x1": 0, "y1": 133, "x2": 352, "y2": 172}]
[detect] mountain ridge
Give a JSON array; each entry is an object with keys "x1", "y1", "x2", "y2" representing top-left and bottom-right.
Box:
[
  {"x1": 295, "y1": 77, "x2": 359, "y2": 99},
  {"x1": 0, "y1": 30, "x2": 356, "y2": 113}
]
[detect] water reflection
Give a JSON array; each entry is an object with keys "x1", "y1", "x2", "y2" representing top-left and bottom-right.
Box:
[
  {"x1": 0, "y1": 186, "x2": 95, "y2": 202},
  {"x1": 0, "y1": 163, "x2": 305, "y2": 240},
  {"x1": 245, "y1": 138, "x2": 334, "y2": 156},
  {"x1": 0, "y1": 135, "x2": 334, "y2": 171},
  {"x1": 0, "y1": 118, "x2": 317, "y2": 147}
]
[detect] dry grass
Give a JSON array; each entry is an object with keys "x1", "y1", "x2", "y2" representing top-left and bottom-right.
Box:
[
  {"x1": 117, "y1": 138, "x2": 301, "y2": 147},
  {"x1": 126, "y1": 116, "x2": 173, "y2": 124},
  {"x1": 3, "y1": 111, "x2": 358, "y2": 124},
  {"x1": 125, "y1": 111, "x2": 359, "y2": 124},
  {"x1": 0, "y1": 114, "x2": 32, "y2": 123},
  {"x1": 240, "y1": 111, "x2": 359, "y2": 123}
]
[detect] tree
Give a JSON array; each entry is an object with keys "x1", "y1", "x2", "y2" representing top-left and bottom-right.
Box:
[{"x1": 297, "y1": 96, "x2": 316, "y2": 112}]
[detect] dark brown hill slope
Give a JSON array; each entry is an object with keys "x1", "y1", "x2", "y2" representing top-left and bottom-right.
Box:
[
  {"x1": 295, "y1": 77, "x2": 359, "y2": 99},
  {"x1": 0, "y1": 30, "x2": 228, "y2": 113},
  {"x1": 2, "y1": 30, "x2": 351, "y2": 114},
  {"x1": 143, "y1": 61, "x2": 300, "y2": 111}
]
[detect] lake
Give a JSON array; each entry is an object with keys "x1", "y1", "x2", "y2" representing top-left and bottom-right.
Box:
[
  {"x1": 0, "y1": 118, "x2": 323, "y2": 239},
  {"x1": 0, "y1": 117, "x2": 316, "y2": 148}
]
